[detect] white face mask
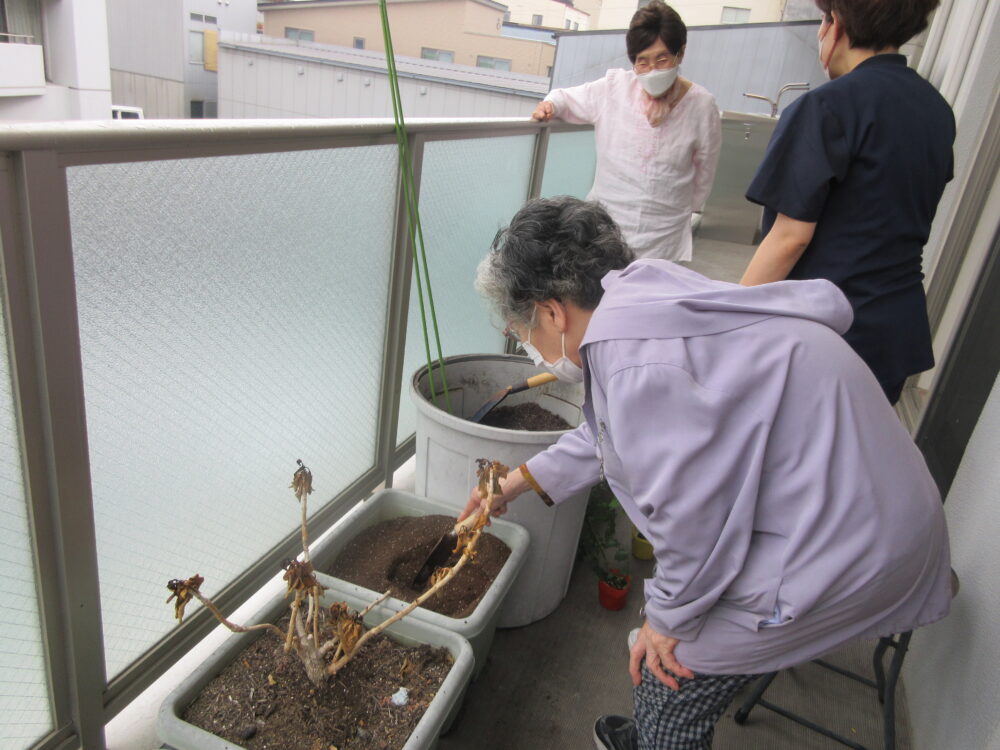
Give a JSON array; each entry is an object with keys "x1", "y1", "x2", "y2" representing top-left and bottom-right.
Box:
[
  {"x1": 522, "y1": 329, "x2": 584, "y2": 384},
  {"x1": 637, "y1": 66, "x2": 679, "y2": 98}
]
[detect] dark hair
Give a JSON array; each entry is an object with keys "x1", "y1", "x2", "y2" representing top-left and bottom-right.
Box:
[
  {"x1": 816, "y1": 0, "x2": 940, "y2": 50},
  {"x1": 626, "y1": 1, "x2": 687, "y2": 62},
  {"x1": 475, "y1": 197, "x2": 635, "y2": 327}
]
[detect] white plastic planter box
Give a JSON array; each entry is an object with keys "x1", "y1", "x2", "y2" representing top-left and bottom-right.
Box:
[
  {"x1": 410, "y1": 353, "x2": 589, "y2": 627},
  {"x1": 157, "y1": 584, "x2": 474, "y2": 750},
  {"x1": 311, "y1": 488, "x2": 529, "y2": 679}
]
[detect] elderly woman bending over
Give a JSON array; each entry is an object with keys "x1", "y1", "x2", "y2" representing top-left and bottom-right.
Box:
[{"x1": 462, "y1": 196, "x2": 951, "y2": 750}]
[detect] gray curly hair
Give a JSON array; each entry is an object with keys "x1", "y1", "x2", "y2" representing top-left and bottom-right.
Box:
[{"x1": 475, "y1": 196, "x2": 636, "y2": 328}]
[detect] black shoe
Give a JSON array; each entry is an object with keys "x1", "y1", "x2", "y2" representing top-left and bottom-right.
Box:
[{"x1": 593, "y1": 714, "x2": 637, "y2": 750}]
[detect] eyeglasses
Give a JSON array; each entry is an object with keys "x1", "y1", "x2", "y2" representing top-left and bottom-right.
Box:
[
  {"x1": 503, "y1": 325, "x2": 525, "y2": 344},
  {"x1": 633, "y1": 55, "x2": 676, "y2": 74},
  {"x1": 502, "y1": 309, "x2": 537, "y2": 344}
]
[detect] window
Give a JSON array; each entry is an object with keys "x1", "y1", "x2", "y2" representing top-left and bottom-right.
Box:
[
  {"x1": 190, "y1": 12, "x2": 203, "y2": 22},
  {"x1": 189, "y1": 30, "x2": 204, "y2": 63},
  {"x1": 565, "y1": 19, "x2": 571, "y2": 29},
  {"x1": 503, "y1": 11, "x2": 511, "y2": 22},
  {"x1": 531, "y1": 14, "x2": 543, "y2": 25},
  {"x1": 421, "y1": 47, "x2": 454, "y2": 63},
  {"x1": 476, "y1": 55, "x2": 512, "y2": 71},
  {"x1": 190, "y1": 100, "x2": 204, "y2": 118},
  {"x1": 284, "y1": 27, "x2": 315, "y2": 42},
  {"x1": 205, "y1": 15, "x2": 217, "y2": 24},
  {"x1": 721, "y1": 6, "x2": 751, "y2": 23},
  {"x1": 353, "y1": 37, "x2": 365, "y2": 49},
  {"x1": 573, "y1": 21, "x2": 579, "y2": 30}
]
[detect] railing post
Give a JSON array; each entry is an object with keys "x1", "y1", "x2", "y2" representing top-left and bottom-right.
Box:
[
  {"x1": 377, "y1": 132, "x2": 425, "y2": 487},
  {"x1": 1, "y1": 151, "x2": 108, "y2": 749},
  {"x1": 526, "y1": 123, "x2": 550, "y2": 201}
]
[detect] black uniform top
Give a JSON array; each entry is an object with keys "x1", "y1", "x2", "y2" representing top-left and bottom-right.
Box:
[{"x1": 746, "y1": 54, "x2": 955, "y2": 394}]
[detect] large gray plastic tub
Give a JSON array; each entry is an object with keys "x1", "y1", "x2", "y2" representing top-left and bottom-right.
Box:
[
  {"x1": 311, "y1": 488, "x2": 529, "y2": 679},
  {"x1": 410, "y1": 353, "x2": 589, "y2": 627},
  {"x1": 157, "y1": 584, "x2": 474, "y2": 750}
]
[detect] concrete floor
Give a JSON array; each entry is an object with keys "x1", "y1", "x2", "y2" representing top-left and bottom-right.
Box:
[{"x1": 438, "y1": 235, "x2": 914, "y2": 750}]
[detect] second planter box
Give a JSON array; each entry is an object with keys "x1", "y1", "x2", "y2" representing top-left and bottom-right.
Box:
[{"x1": 311, "y1": 488, "x2": 529, "y2": 679}]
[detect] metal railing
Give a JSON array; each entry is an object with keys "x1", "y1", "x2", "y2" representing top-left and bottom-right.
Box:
[
  {"x1": 0, "y1": 32, "x2": 35, "y2": 43},
  {"x1": 0, "y1": 116, "x2": 591, "y2": 750}
]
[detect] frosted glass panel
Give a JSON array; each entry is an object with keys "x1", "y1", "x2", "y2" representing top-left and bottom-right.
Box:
[
  {"x1": 396, "y1": 135, "x2": 535, "y2": 444},
  {"x1": 539, "y1": 129, "x2": 596, "y2": 199},
  {"x1": 66, "y1": 147, "x2": 397, "y2": 677},
  {"x1": 0, "y1": 291, "x2": 53, "y2": 747}
]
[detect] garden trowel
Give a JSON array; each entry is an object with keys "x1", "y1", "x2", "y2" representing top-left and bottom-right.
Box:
[
  {"x1": 410, "y1": 510, "x2": 482, "y2": 589},
  {"x1": 468, "y1": 371, "x2": 558, "y2": 423}
]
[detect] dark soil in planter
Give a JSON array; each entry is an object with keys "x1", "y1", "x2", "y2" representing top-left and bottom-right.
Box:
[
  {"x1": 327, "y1": 515, "x2": 511, "y2": 618},
  {"x1": 183, "y1": 609, "x2": 453, "y2": 750},
  {"x1": 478, "y1": 401, "x2": 571, "y2": 431}
]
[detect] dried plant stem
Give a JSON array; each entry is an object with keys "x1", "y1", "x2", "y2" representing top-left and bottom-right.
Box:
[
  {"x1": 299, "y1": 492, "x2": 311, "y2": 563},
  {"x1": 327, "y1": 551, "x2": 473, "y2": 674},
  {"x1": 359, "y1": 589, "x2": 394, "y2": 618},
  {"x1": 285, "y1": 594, "x2": 302, "y2": 652},
  {"x1": 188, "y1": 588, "x2": 285, "y2": 640}
]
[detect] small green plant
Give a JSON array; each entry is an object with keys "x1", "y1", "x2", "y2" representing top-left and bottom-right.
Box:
[{"x1": 578, "y1": 480, "x2": 629, "y2": 589}]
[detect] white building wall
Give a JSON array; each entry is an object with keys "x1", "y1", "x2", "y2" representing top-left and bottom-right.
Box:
[
  {"x1": 905, "y1": 369, "x2": 1000, "y2": 750},
  {"x1": 106, "y1": 0, "x2": 186, "y2": 116},
  {"x1": 0, "y1": 0, "x2": 113, "y2": 120},
  {"x1": 185, "y1": 0, "x2": 257, "y2": 116},
  {"x1": 219, "y1": 46, "x2": 538, "y2": 118},
  {"x1": 551, "y1": 23, "x2": 827, "y2": 117},
  {"x1": 597, "y1": 0, "x2": 783, "y2": 29},
  {"x1": 504, "y1": 0, "x2": 589, "y2": 29},
  {"x1": 109, "y1": 70, "x2": 187, "y2": 118}
]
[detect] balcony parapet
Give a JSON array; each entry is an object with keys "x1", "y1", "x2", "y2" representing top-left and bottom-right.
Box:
[{"x1": 0, "y1": 40, "x2": 45, "y2": 97}]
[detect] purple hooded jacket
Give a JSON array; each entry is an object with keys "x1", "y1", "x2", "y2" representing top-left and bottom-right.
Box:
[{"x1": 524, "y1": 260, "x2": 951, "y2": 675}]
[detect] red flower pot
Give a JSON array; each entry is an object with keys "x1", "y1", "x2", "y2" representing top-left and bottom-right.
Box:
[{"x1": 597, "y1": 572, "x2": 631, "y2": 611}]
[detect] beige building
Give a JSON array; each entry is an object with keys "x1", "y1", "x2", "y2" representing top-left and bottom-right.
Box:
[
  {"x1": 259, "y1": 0, "x2": 556, "y2": 76},
  {"x1": 590, "y1": 0, "x2": 784, "y2": 30}
]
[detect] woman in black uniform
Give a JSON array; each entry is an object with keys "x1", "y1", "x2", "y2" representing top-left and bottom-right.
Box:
[{"x1": 741, "y1": 0, "x2": 953, "y2": 404}]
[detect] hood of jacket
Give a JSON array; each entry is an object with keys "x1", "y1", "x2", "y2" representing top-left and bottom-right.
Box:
[{"x1": 581, "y1": 260, "x2": 853, "y2": 346}]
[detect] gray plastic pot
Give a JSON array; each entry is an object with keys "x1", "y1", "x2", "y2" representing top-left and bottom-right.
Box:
[
  {"x1": 311, "y1": 488, "x2": 529, "y2": 679},
  {"x1": 410, "y1": 353, "x2": 589, "y2": 627},
  {"x1": 156, "y1": 583, "x2": 474, "y2": 750}
]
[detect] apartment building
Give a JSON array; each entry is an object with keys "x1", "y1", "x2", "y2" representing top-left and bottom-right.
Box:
[
  {"x1": 106, "y1": 0, "x2": 257, "y2": 119},
  {"x1": 502, "y1": 0, "x2": 591, "y2": 31},
  {"x1": 0, "y1": 0, "x2": 112, "y2": 121},
  {"x1": 259, "y1": 0, "x2": 556, "y2": 76},
  {"x1": 579, "y1": 0, "x2": 787, "y2": 30}
]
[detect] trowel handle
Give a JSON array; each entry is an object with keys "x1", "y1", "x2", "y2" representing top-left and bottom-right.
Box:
[{"x1": 510, "y1": 371, "x2": 559, "y2": 395}]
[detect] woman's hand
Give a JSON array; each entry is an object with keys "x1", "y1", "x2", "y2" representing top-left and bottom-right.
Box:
[
  {"x1": 628, "y1": 621, "x2": 695, "y2": 690},
  {"x1": 457, "y1": 467, "x2": 531, "y2": 522},
  {"x1": 532, "y1": 101, "x2": 555, "y2": 122}
]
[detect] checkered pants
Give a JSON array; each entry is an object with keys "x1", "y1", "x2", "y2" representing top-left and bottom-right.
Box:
[{"x1": 634, "y1": 663, "x2": 759, "y2": 750}]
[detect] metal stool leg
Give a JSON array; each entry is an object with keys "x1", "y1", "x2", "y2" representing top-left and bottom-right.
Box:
[
  {"x1": 881, "y1": 631, "x2": 912, "y2": 750},
  {"x1": 733, "y1": 671, "x2": 779, "y2": 724},
  {"x1": 872, "y1": 636, "x2": 892, "y2": 702}
]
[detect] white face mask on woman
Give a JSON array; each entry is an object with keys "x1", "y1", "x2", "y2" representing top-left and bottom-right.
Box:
[
  {"x1": 817, "y1": 16, "x2": 837, "y2": 79},
  {"x1": 637, "y1": 66, "x2": 679, "y2": 98},
  {"x1": 521, "y1": 328, "x2": 584, "y2": 384}
]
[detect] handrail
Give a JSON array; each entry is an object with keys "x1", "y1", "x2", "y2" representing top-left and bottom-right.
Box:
[
  {"x1": 0, "y1": 117, "x2": 589, "y2": 154},
  {"x1": 0, "y1": 32, "x2": 35, "y2": 43}
]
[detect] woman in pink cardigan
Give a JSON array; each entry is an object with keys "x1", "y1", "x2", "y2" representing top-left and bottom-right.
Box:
[{"x1": 532, "y1": 1, "x2": 721, "y2": 263}]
